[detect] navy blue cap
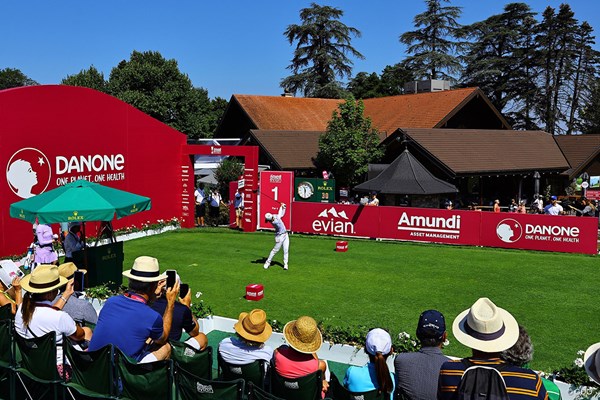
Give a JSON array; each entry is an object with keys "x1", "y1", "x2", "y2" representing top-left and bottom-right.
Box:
[{"x1": 417, "y1": 310, "x2": 446, "y2": 339}]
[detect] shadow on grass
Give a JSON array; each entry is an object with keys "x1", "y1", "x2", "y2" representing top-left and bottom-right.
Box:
[{"x1": 251, "y1": 257, "x2": 285, "y2": 269}]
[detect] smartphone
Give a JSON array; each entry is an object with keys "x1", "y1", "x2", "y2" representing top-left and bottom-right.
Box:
[
  {"x1": 73, "y1": 270, "x2": 85, "y2": 292},
  {"x1": 180, "y1": 283, "x2": 189, "y2": 298},
  {"x1": 166, "y1": 270, "x2": 177, "y2": 289}
]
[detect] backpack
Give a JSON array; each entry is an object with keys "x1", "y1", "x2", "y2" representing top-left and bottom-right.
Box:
[{"x1": 453, "y1": 359, "x2": 510, "y2": 400}]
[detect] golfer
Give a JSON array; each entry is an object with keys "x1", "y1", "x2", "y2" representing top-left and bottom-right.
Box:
[{"x1": 264, "y1": 203, "x2": 289, "y2": 270}]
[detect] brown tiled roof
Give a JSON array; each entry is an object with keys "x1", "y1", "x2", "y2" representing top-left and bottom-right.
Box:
[
  {"x1": 401, "y1": 128, "x2": 569, "y2": 175},
  {"x1": 233, "y1": 88, "x2": 489, "y2": 140},
  {"x1": 554, "y1": 135, "x2": 600, "y2": 178},
  {"x1": 248, "y1": 130, "x2": 323, "y2": 170}
]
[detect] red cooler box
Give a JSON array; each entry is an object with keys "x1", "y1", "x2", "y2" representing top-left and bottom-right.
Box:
[
  {"x1": 246, "y1": 284, "x2": 264, "y2": 301},
  {"x1": 336, "y1": 241, "x2": 348, "y2": 252}
]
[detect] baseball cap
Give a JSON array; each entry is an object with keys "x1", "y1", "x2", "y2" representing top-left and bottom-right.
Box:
[
  {"x1": 365, "y1": 328, "x2": 392, "y2": 356},
  {"x1": 417, "y1": 310, "x2": 446, "y2": 340},
  {"x1": 550, "y1": 195, "x2": 557, "y2": 200}
]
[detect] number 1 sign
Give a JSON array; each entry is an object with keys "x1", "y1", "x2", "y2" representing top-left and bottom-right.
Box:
[{"x1": 258, "y1": 171, "x2": 293, "y2": 230}]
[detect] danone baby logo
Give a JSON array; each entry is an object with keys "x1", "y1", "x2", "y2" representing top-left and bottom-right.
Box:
[
  {"x1": 496, "y1": 218, "x2": 523, "y2": 243},
  {"x1": 6, "y1": 148, "x2": 51, "y2": 198}
]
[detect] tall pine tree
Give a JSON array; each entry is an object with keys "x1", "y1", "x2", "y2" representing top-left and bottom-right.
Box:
[
  {"x1": 281, "y1": 3, "x2": 363, "y2": 98},
  {"x1": 400, "y1": 0, "x2": 463, "y2": 82}
]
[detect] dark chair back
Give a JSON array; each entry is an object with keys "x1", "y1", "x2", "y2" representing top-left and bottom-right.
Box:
[
  {"x1": 0, "y1": 304, "x2": 13, "y2": 321},
  {"x1": 170, "y1": 341, "x2": 212, "y2": 379},
  {"x1": 14, "y1": 331, "x2": 62, "y2": 400},
  {"x1": 327, "y1": 372, "x2": 384, "y2": 400},
  {"x1": 115, "y1": 348, "x2": 174, "y2": 400},
  {"x1": 176, "y1": 366, "x2": 245, "y2": 400},
  {"x1": 217, "y1": 350, "x2": 269, "y2": 390},
  {"x1": 248, "y1": 381, "x2": 285, "y2": 400},
  {"x1": 270, "y1": 368, "x2": 322, "y2": 400},
  {"x1": 63, "y1": 338, "x2": 117, "y2": 398}
]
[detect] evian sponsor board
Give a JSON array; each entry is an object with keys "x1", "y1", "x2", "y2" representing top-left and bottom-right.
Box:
[
  {"x1": 479, "y1": 213, "x2": 598, "y2": 254},
  {"x1": 291, "y1": 202, "x2": 597, "y2": 255}
]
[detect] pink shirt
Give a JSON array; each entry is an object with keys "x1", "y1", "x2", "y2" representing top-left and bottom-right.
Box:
[{"x1": 274, "y1": 345, "x2": 319, "y2": 378}]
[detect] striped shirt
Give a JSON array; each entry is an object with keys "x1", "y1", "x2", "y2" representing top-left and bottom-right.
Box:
[{"x1": 438, "y1": 358, "x2": 548, "y2": 400}]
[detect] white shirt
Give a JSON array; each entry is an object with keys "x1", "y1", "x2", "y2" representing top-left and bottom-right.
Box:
[
  {"x1": 15, "y1": 301, "x2": 77, "y2": 365},
  {"x1": 210, "y1": 192, "x2": 222, "y2": 207},
  {"x1": 218, "y1": 336, "x2": 274, "y2": 365},
  {"x1": 194, "y1": 188, "x2": 205, "y2": 204},
  {"x1": 545, "y1": 203, "x2": 563, "y2": 215}
]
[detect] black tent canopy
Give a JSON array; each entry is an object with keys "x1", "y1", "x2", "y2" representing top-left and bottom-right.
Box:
[{"x1": 354, "y1": 149, "x2": 458, "y2": 195}]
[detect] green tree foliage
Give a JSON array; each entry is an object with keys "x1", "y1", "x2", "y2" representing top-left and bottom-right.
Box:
[
  {"x1": 281, "y1": 3, "x2": 363, "y2": 98},
  {"x1": 214, "y1": 158, "x2": 244, "y2": 199},
  {"x1": 0, "y1": 68, "x2": 38, "y2": 90},
  {"x1": 62, "y1": 66, "x2": 108, "y2": 93},
  {"x1": 107, "y1": 50, "x2": 213, "y2": 139},
  {"x1": 460, "y1": 3, "x2": 538, "y2": 128},
  {"x1": 580, "y1": 78, "x2": 600, "y2": 134},
  {"x1": 207, "y1": 97, "x2": 229, "y2": 135},
  {"x1": 315, "y1": 96, "x2": 383, "y2": 188},
  {"x1": 400, "y1": 0, "x2": 464, "y2": 81},
  {"x1": 348, "y1": 64, "x2": 414, "y2": 99}
]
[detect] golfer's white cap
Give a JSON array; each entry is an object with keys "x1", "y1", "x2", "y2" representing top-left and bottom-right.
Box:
[{"x1": 265, "y1": 213, "x2": 273, "y2": 221}]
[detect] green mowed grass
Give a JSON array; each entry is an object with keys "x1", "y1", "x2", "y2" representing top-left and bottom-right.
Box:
[{"x1": 121, "y1": 228, "x2": 598, "y2": 372}]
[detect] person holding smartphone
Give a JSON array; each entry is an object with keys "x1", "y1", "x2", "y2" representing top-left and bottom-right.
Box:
[
  {"x1": 53, "y1": 262, "x2": 98, "y2": 324},
  {"x1": 150, "y1": 270, "x2": 207, "y2": 351}
]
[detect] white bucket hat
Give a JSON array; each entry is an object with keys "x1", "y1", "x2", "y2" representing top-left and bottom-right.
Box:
[
  {"x1": 452, "y1": 297, "x2": 519, "y2": 353},
  {"x1": 264, "y1": 213, "x2": 274, "y2": 222},
  {"x1": 122, "y1": 256, "x2": 167, "y2": 283},
  {"x1": 584, "y1": 342, "x2": 600, "y2": 384}
]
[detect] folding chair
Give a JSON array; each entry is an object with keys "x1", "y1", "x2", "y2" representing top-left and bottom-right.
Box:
[
  {"x1": 169, "y1": 341, "x2": 213, "y2": 379},
  {"x1": 270, "y1": 367, "x2": 323, "y2": 400},
  {"x1": 247, "y1": 381, "x2": 285, "y2": 400},
  {"x1": 63, "y1": 338, "x2": 117, "y2": 399},
  {"x1": 176, "y1": 366, "x2": 245, "y2": 400},
  {"x1": 0, "y1": 303, "x2": 13, "y2": 321},
  {"x1": 14, "y1": 331, "x2": 63, "y2": 400},
  {"x1": 0, "y1": 319, "x2": 16, "y2": 400},
  {"x1": 326, "y1": 372, "x2": 383, "y2": 400},
  {"x1": 218, "y1": 351, "x2": 270, "y2": 392},
  {"x1": 115, "y1": 348, "x2": 174, "y2": 400}
]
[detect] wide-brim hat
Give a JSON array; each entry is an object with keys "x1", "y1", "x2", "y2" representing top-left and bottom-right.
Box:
[
  {"x1": 21, "y1": 264, "x2": 68, "y2": 293},
  {"x1": 283, "y1": 316, "x2": 322, "y2": 354},
  {"x1": 452, "y1": 297, "x2": 519, "y2": 353},
  {"x1": 584, "y1": 342, "x2": 600, "y2": 384},
  {"x1": 234, "y1": 309, "x2": 272, "y2": 343},
  {"x1": 122, "y1": 256, "x2": 167, "y2": 283},
  {"x1": 57, "y1": 262, "x2": 87, "y2": 279}
]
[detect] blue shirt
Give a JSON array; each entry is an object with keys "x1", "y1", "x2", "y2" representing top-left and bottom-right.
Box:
[
  {"x1": 89, "y1": 294, "x2": 163, "y2": 361},
  {"x1": 234, "y1": 192, "x2": 244, "y2": 208},
  {"x1": 150, "y1": 297, "x2": 195, "y2": 341},
  {"x1": 344, "y1": 362, "x2": 395, "y2": 394}
]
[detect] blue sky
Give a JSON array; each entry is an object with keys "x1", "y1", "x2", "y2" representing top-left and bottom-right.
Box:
[{"x1": 1, "y1": 1, "x2": 598, "y2": 100}]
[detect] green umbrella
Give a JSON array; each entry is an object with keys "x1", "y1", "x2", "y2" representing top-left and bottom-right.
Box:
[{"x1": 10, "y1": 179, "x2": 151, "y2": 224}]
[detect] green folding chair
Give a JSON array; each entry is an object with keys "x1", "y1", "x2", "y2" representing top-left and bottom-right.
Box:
[
  {"x1": 63, "y1": 338, "x2": 117, "y2": 399},
  {"x1": 217, "y1": 351, "x2": 270, "y2": 391},
  {"x1": 270, "y1": 367, "x2": 323, "y2": 400},
  {"x1": 0, "y1": 303, "x2": 13, "y2": 321},
  {"x1": 248, "y1": 381, "x2": 285, "y2": 400},
  {"x1": 14, "y1": 330, "x2": 64, "y2": 400},
  {"x1": 170, "y1": 341, "x2": 213, "y2": 379},
  {"x1": 176, "y1": 366, "x2": 244, "y2": 400},
  {"x1": 326, "y1": 372, "x2": 383, "y2": 400},
  {"x1": 0, "y1": 319, "x2": 17, "y2": 400},
  {"x1": 115, "y1": 348, "x2": 174, "y2": 400}
]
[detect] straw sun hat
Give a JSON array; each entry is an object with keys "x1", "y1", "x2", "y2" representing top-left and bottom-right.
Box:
[
  {"x1": 122, "y1": 256, "x2": 167, "y2": 283},
  {"x1": 57, "y1": 262, "x2": 87, "y2": 279},
  {"x1": 234, "y1": 309, "x2": 272, "y2": 343},
  {"x1": 452, "y1": 297, "x2": 519, "y2": 353},
  {"x1": 283, "y1": 316, "x2": 323, "y2": 354},
  {"x1": 21, "y1": 264, "x2": 68, "y2": 293}
]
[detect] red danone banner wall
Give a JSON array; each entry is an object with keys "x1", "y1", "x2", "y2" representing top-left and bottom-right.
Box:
[
  {"x1": 290, "y1": 203, "x2": 598, "y2": 255},
  {"x1": 0, "y1": 85, "x2": 260, "y2": 258}
]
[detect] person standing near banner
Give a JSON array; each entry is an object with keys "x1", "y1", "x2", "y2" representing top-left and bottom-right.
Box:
[{"x1": 264, "y1": 203, "x2": 289, "y2": 271}]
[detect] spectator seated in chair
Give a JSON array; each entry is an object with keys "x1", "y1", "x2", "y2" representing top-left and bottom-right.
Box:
[
  {"x1": 88, "y1": 256, "x2": 178, "y2": 363},
  {"x1": 344, "y1": 328, "x2": 394, "y2": 399},
  {"x1": 0, "y1": 275, "x2": 22, "y2": 315},
  {"x1": 15, "y1": 264, "x2": 92, "y2": 377},
  {"x1": 52, "y1": 262, "x2": 98, "y2": 325},
  {"x1": 150, "y1": 273, "x2": 207, "y2": 350},
  {"x1": 219, "y1": 308, "x2": 273, "y2": 364},
  {"x1": 274, "y1": 315, "x2": 329, "y2": 394}
]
